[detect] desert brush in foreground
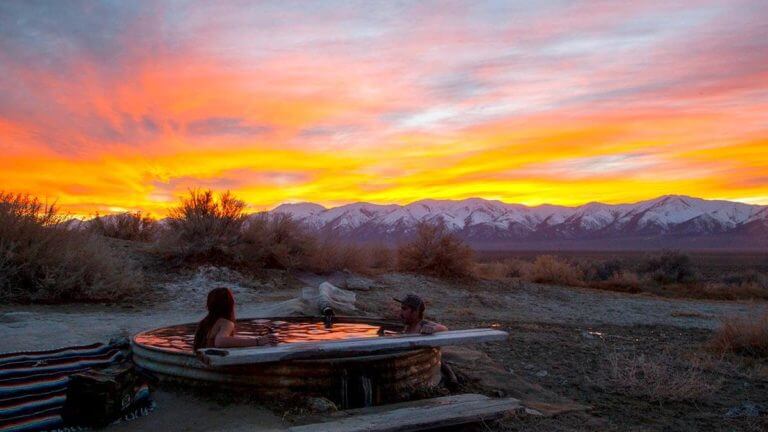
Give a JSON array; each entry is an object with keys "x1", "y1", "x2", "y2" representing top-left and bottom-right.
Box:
[
  {"x1": 606, "y1": 350, "x2": 719, "y2": 402},
  {"x1": 0, "y1": 192, "x2": 144, "y2": 303},
  {"x1": 710, "y1": 312, "x2": 768, "y2": 357}
]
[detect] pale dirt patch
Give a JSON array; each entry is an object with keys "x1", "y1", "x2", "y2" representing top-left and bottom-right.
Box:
[{"x1": 355, "y1": 273, "x2": 760, "y2": 330}]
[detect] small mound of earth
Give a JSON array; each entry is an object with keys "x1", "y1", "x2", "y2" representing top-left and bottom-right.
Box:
[
  {"x1": 442, "y1": 346, "x2": 589, "y2": 416},
  {"x1": 293, "y1": 271, "x2": 379, "y2": 291},
  {"x1": 160, "y1": 265, "x2": 266, "y2": 311}
]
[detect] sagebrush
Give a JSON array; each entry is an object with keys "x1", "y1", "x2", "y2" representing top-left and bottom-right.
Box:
[
  {"x1": 160, "y1": 189, "x2": 246, "y2": 263},
  {"x1": 525, "y1": 255, "x2": 583, "y2": 285},
  {"x1": 397, "y1": 221, "x2": 473, "y2": 278},
  {"x1": 87, "y1": 211, "x2": 157, "y2": 242},
  {"x1": 606, "y1": 350, "x2": 719, "y2": 402},
  {"x1": 709, "y1": 312, "x2": 768, "y2": 357},
  {"x1": 237, "y1": 212, "x2": 315, "y2": 270},
  {"x1": 0, "y1": 192, "x2": 144, "y2": 303},
  {"x1": 639, "y1": 250, "x2": 698, "y2": 284}
]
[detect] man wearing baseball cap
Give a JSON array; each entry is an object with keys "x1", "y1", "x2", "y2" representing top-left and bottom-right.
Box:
[{"x1": 394, "y1": 294, "x2": 448, "y2": 334}]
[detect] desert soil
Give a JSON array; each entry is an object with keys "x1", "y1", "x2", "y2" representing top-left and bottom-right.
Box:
[{"x1": 2, "y1": 267, "x2": 767, "y2": 431}]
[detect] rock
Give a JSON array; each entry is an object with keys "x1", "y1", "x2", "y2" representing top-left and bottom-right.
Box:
[
  {"x1": 342, "y1": 275, "x2": 375, "y2": 291},
  {"x1": 304, "y1": 397, "x2": 337, "y2": 414},
  {"x1": 524, "y1": 408, "x2": 544, "y2": 416},
  {"x1": 725, "y1": 402, "x2": 764, "y2": 418},
  {"x1": 581, "y1": 331, "x2": 595, "y2": 340},
  {"x1": 535, "y1": 370, "x2": 548, "y2": 378}
]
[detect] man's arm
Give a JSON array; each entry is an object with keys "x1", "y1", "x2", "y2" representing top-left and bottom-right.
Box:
[{"x1": 420, "y1": 321, "x2": 448, "y2": 335}]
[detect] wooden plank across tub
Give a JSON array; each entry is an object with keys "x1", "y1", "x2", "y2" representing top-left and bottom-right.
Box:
[
  {"x1": 287, "y1": 393, "x2": 523, "y2": 432},
  {"x1": 198, "y1": 328, "x2": 508, "y2": 366}
]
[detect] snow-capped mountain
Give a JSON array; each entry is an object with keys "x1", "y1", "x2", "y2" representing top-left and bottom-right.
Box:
[{"x1": 269, "y1": 195, "x2": 768, "y2": 249}]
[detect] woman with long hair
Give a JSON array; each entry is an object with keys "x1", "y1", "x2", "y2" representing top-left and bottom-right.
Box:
[{"x1": 193, "y1": 287, "x2": 277, "y2": 350}]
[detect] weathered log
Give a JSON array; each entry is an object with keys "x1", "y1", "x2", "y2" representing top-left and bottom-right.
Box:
[{"x1": 288, "y1": 393, "x2": 523, "y2": 432}]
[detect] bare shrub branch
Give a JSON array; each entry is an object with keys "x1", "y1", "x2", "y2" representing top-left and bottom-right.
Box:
[
  {"x1": 606, "y1": 350, "x2": 719, "y2": 402},
  {"x1": 87, "y1": 211, "x2": 157, "y2": 242},
  {"x1": 524, "y1": 255, "x2": 583, "y2": 286},
  {"x1": 160, "y1": 189, "x2": 246, "y2": 263},
  {"x1": 0, "y1": 192, "x2": 144, "y2": 303},
  {"x1": 237, "y1": 212, "x2": 315, "y2": 270},
  {"x1": 397, "y1": 220, "x2": 474, "y2": 278},
  {"x1": 709, "y1": 312, "x2": 768, "y2": 357},
  {"x1": 639, "y1": 250, "x2": 698, "y2": 284}
]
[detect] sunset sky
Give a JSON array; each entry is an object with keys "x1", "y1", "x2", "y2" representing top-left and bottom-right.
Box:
[{"x1": 1, "y1": 0, "x2": 767, "y2": 217}]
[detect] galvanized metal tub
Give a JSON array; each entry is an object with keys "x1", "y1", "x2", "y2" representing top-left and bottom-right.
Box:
[{"x1": 131, "y1": 317, "x2": 442, "y2": 408}]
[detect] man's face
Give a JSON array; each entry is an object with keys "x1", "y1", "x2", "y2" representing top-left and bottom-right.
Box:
[{"x1": 400, "y1": 305, "x2": 419, "y2": 324}]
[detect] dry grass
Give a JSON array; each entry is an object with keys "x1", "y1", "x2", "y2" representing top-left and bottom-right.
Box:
[
  {"x1": 695, "y1": 282, "x2": 768, "y2": 300},
  {"x1": 472, "y1": 261, "x2": 511, "y2": 280},
  {"x1": 237, "y1": 212, "x2": 315, "y2": 270},
  {"x1": 0, "y1": 192, "x2": 144, "y2": 303},
  {"x1": 599, "y1": 271, "x2": 642, "y2": 293},
  {"x1": 475, "y1": 251, "x2": 768, "y2": 301},
  {"x1": 703, "y1": 271, "x2": 768, "y2": 300},
  {"x1": 159, "y1": 189, "x2": 246, "y2": 263},
  {"x1": 397, "y1": 221, "x2": 474, "y2": 278},
  {"x1": 87, "y1": 211, "x2": 157, "y2": 242},
  {"x1": 709, "y1": 312, "x2": 768, "y2": 357},
  {"x1": 306, "y1": 241, "x2": 396, "y2": 275},
  {"x1": 523, "y1": 255, "x2": 583, "y2": 286},
  {"x1": 573, "y1": 271, "x2": 645, "y2": 294},
  {"x1": 638, "y1": 250, "x2": 698, "y2": 284},
  {"x1": 306, "y1": 239, "x2": 382, "y2": 274},
  {"x1": 365, "y1": 243, "x2": 396, "y2": 271},
  {"x1": 581, "y1": 258, "x2": 623, "y2": 282},
  {"x1": 472, "y1": 259, "x2": 529, "y2": 280},
  {"x1": 606, "y1": 350, "x2": 719, "y2": 402}
]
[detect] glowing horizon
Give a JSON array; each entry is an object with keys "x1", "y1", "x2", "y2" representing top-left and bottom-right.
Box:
[{"x1": 1, "y1": 1, "x2": 767, "y2": 217}]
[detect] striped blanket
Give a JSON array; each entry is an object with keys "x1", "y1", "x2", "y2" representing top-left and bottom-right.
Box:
[{"x1": 0, "y1": 342, "x2": 152, "y2": 432}]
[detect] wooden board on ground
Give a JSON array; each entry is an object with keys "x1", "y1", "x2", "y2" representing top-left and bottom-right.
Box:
[
  {"x1": 199, "y1": 328, "x2": 508, "y2": 366},
  {"x1": 288, "y1": 394, "x2": 523, "y2": 432}
]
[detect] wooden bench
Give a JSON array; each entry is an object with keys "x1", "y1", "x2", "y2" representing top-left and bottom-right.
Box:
[
  {"x1": 288, "y1": 394, "x2": 523, "y2": 432},
  {"x1": 200, "y1": 328, "x2": 508, "y2": 366}
]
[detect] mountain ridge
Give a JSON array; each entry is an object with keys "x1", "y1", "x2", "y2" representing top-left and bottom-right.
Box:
[{"x1": 269, "y1": 195, "x2": 767, "y2": 250}]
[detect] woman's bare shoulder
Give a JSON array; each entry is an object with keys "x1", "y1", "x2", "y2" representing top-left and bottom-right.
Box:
[{"x1": 213, "y1": 318, "x2": 235, "y2": 332}]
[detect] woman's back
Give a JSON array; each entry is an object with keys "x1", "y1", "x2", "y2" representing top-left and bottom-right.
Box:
[{"x1": 205, "y1": 318, "x2": 234, "y2": 348}]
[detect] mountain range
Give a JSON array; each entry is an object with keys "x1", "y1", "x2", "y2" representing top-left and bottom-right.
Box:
[{"x1": 269, "y1": 195, "x2": 768, "y2": 250}]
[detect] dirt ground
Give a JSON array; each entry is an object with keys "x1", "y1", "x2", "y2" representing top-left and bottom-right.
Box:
[{"x1": 2, "y1": 268, "x2": 767, "y2": 431}]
